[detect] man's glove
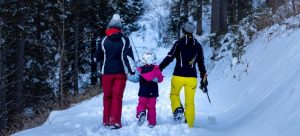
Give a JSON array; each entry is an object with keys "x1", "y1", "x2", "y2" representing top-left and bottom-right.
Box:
[
  {"x1": 200, "y1": 74, "x2": 208, "y2": 93},
  {"x1": 127, "y1": 72, "x2": 140, "y2": 83}
]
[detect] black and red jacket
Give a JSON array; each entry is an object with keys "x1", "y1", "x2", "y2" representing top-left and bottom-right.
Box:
[
  {"x1": 96, "y1": 28, "x2": 135, "y2": 75},
  {"x1": 159, "y1": 34, "x2": 207, "y2": 78},
  {"x1": 137, "y1": 65, "x2": 163, "y2": 98}
]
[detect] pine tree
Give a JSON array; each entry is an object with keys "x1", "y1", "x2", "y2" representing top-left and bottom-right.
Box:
[
  {"x1": 24, "y1": 0, "x2": 57, "y2": 105},
  {"x1": 0, "y1": 0, "x2": 29, "y2": 130}
]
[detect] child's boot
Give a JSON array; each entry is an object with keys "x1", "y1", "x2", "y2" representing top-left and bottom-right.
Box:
[{"x1": 138, "y1": 111, "x2": 146, "y2": 126}]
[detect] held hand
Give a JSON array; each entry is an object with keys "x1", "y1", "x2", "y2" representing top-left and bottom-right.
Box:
[
  {"x1": 127, "y1": 73, "x2": 139, "y2": 83},
  {"x1": 136, "y1": 60, "x2": 143, "y2": 67},
  {"x1": 152, "y1": 77, "x2": 158, "y2": 83}
]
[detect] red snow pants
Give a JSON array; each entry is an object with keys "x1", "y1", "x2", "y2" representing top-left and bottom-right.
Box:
[
  {"x1": 136, "y1": 97, "x2": 157, "y2": 126},
  {"x1": 102, "y1": 74, "x2": 127, "y2": 127}
]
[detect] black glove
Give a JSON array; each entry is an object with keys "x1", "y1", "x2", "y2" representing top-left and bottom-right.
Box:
[{"x1": 200, "y1": 74, "x2": 208, "y2": 92}]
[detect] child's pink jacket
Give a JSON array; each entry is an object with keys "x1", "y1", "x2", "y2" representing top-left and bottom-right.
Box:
[{"x1": 137, "y1": 65, "x2": 163, "y2": 83}]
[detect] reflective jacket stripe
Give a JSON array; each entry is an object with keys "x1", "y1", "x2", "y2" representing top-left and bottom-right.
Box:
[
  {"x1": 101, "y1": 36, "x2": 107, "y2": 74},
  {"x1": 121, "y1": 37, "x2": 128, "y2": 74}
]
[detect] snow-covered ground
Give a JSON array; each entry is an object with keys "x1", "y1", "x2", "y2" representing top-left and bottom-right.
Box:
[{"x1": 13, "y1": 1, "x2": 300, "y2": 136}]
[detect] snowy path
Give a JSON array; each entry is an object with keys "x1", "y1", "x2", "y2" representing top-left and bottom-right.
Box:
[{"x1": 12, "y1": 60, "x2": 217, "y2": 136}]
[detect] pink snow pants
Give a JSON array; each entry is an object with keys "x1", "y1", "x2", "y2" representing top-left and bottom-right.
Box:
[
  {"x1": 136, "y1": 97, "x2": 157, "y2": 125},
  {"x1": 102, "y1": 74, "x2": 127, "y2": 127}
]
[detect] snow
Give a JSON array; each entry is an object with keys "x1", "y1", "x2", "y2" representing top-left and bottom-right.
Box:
[{"x1": 13, "y1": 1, "x2": 300, "y2": 136}]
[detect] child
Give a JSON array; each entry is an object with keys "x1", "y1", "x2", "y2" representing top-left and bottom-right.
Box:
[{"x1": 128, "y1": 51, "x2": 164, "y2": 128}]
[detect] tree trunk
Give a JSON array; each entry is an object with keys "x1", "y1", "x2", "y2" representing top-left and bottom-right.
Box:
[
  {"x1": 210, "y1": 0, "x2": 228, "y2": 57},
  {"x1": 91, "y1": 33, "x2": 97, "y2": 85},
  {"x1": 0, "y1": 17, "x2": 7, "y2": 132},
  {"x1": 60, "y1": 0, "x2": 66, "y2": 107},
  {"x1": 196, "y1": 0, "x2": 203, "y2": 35},
  {"x1": 219, "y1": 0, "x2": 228, "y2": 33},
  {"x1": 177, "y1": 0, "x2": 182, "y2": 39},
  {"x1": 74, "y1": 13, "x2": 79, "y2": 96},
  {"x1": 211, "y1": 0, "x2": 228, "y2": 33},
  {"x1": 292, "y1": 0, "x2": 296, "y2": 14},
  {"x1": 211, "y1": 0, "x2": 220, "y2": 34},
  {"x1": 15, "y1": 0, "x2": 25, "y2": 114},
  {"x1": 183, "y1": 0, "x2": 189, "y2": 18}
]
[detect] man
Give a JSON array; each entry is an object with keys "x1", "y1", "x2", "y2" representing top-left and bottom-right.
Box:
[
  {"x1": 96, "y1": 14, "x2": 135, "y2": 129},
  {"x1": 159, "y1": 22, "x2": 208, "y2": 128}
]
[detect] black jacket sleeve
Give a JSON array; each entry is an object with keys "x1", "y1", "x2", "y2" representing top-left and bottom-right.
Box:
[
  {"x1": 126, "y1": 37, "x2": 135, "y2": 61},
  {"x1": 124, "y1": 36, "x2": 136, "y2": 74},
  {"x1": 159, "y1": 41, "x2": 179, "y2": 71},
  {"x1": 197, "y1": 43, "x2": 207, "y2": 78}
]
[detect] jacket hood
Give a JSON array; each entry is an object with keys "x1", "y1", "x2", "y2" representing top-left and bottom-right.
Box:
[
  {"x1": 106, "y1": 29, "x2": 123, "y2": 41},
  {"x1": 105, "y1": 28, "x2": 121, "y2": 36},
  {"x1": 137, "y1": 65, "x2": 163, "y2": 82}
]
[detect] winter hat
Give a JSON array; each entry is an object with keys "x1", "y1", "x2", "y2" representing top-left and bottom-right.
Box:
[
  {"x1": 182, "y1": 22, "x2": 196, "y2": 34},
  {"x1": 142, "y1": 51, "x2": 156, "y2": 65},
  {"x1": 108, "y1": 14, "x2": 123, "y2": 28}
]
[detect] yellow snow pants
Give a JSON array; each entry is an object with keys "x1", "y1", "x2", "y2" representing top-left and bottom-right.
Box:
[{"x1": 170, "y1": 76, "x2": 197, "y2": 128}]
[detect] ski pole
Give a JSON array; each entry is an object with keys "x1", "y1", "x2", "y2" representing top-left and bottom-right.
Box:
[
  {"x1": 201, "y1": 75, "x2": 211, "y2": 104},
  {"x1": 129, "y1": 36, "x2": 141, "y2": 62},
  {"x1": 203, "y1": 86, "x2": 211, "y2": 104}
]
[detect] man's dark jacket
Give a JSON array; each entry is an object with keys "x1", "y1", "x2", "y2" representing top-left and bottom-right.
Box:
[{"x1": 96, "y1": 32, "x2": 135, "y2": 75}]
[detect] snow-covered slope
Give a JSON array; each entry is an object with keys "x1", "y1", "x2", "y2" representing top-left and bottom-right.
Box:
[
  {"x1": 13, "y1": 1, "x2": 300, "y2": 136},
  {"x1": 204, "y1": 22, "x2": 300, "y2": 136}
]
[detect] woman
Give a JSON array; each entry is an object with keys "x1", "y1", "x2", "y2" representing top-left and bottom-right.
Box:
[
  {"x1": 96, "y1": 14, "x2": 135, "y2": 129},
  {"x1": 159, "y1": 22, "x2": 208, "y2": 128}
]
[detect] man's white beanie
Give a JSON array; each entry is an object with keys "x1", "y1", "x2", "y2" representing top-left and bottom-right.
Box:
[
  {"x1": 182, "y1": 22, "x2": 196, "y2": 34},
  {"x1": 108, "y1": 14, "x2": 123, "y2": 28}
]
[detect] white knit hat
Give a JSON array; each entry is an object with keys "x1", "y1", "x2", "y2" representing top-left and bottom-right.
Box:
[
  {"x1": 108, "y1": 14, "x2": 123, "y2": 28},
  {"x1": 142, "y1": 51, "x2": 156, "y2": 65},
  {"x1": 182, "y1": 22, "x2": 196, "y2": 34}
]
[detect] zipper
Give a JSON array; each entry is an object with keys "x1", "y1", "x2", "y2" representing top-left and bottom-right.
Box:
[{"x1": 180, "y1": 52, "x2": 183, "y2": 67}]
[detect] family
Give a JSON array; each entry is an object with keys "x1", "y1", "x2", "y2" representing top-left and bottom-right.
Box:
[{"x1": 95, "y1": 14, "x2": 208, "y2": 129}]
